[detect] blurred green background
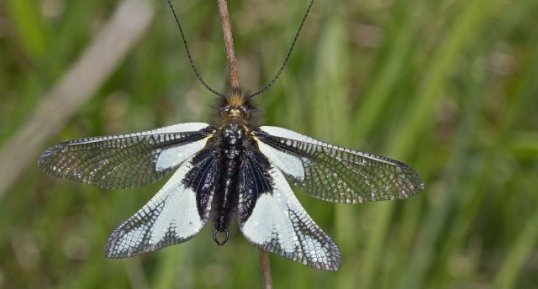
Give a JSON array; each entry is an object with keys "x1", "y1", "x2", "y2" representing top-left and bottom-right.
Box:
[{"x1": 1, "y1": 0, "x2": 538, "y2": 288}]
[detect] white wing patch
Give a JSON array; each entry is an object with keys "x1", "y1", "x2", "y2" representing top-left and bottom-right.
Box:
[
  {"x1": 155, "y1": 138, "x2": 209, "y2": 171},
  {"x1": 105, "y1": 155, "x2": 207, "y2": 258},
  {"x1": 241, "y1": 192, "x2": 296, "y2": 252},
  {"x1": 240, "y1": 168, "x2": 341, "y2": 270},
  {"x1": 146, "y1": 177, "x2": 202, "y2": 243},
  {"x1": 154, "y1": 122, "x2": 210, "y2": 171},
  {"x1": 256, "y1": 141, "x2": 305, "y2": 181},
  {"x1": 259, "y1": 126, "x2": 312, "y2": 143}
]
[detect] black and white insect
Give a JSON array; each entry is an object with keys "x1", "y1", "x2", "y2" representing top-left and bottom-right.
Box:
[{"x1": 38, "y1": 0, "x2": 423, "y2": 271}]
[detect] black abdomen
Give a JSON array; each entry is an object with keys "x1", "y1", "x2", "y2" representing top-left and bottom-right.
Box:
[{"x1": 214, "y1": 123, "x2": 245, "y2": 243}]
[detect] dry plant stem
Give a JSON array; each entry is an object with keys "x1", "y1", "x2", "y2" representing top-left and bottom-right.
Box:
[
  {"x1": 216, "y1": 0, "x2": 272, "y2": 288},
  {"x1": 259, "y1": 249, "x2": 273, "y2": 289},
  {"x1": 0, "y1": 0, "x2": 154, "y2": 198},
  {"x1": 217, "y1": 0, "x2": 240, "y2": 91}
]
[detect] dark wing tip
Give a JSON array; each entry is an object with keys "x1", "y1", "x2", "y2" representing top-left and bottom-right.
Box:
[
  {"x1": 37, "y1": 143, "x2": 74, "y2": 181},
  {"x1": 313, "y1": 239, "x2": 341, "y2": 271},
  {"x1": 415, "y1": 173, "x2": 425, "y2": 192},
  {"x1": 318, "y1": 261, "x2": 341, "y2": 271},
  {"x1": 398, "y1": 162, "x2": 425, "y2": 198},
  {"x1": 37, "y1": 143, "x2": 66, "y2": 170},
  {"x1": 104, "y1": 227, "x2": 131, "y2": 259}
]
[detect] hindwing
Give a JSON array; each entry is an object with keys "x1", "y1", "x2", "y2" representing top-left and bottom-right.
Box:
[
  {"x1": 238, "y1": 149, "x2": 341, "y2": 270},
  {"x1": 105, "y1": 148, "x2": 220, "y2": 258}
]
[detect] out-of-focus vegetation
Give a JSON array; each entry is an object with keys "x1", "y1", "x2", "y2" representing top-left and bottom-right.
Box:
[{"x1": 1, "y1": 0, "x2": 538, "y2": 288}]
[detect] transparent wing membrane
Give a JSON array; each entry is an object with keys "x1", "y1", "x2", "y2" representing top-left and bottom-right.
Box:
[
  {"x1": 38, "y1": 123, "x2": 212, "y2": 189},
  {"x1": 255, "y1": 126, "x2": 424, "y2": 203}
]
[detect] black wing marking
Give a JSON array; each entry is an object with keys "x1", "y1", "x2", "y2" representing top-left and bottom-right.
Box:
[
  {"x1": 253, "y1": 126, "x2": 424, "y2": 203},
  {"x1": 238, "y1": 149, "x2": 341, "y2": 270},
  {"x1": 38, "y1": 123, "x2": 213, "y2": 189},
  {"x1": 105, "y1": 149, "x2": 219, "y2": 258}
]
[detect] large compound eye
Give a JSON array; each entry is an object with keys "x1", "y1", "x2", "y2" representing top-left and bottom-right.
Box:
[
  {"x1": 240, "y1": 106, "x2": 250, "y2": 118},
  {"x1": 220, "y1": 105, "x2": 231, "y2": 118}
]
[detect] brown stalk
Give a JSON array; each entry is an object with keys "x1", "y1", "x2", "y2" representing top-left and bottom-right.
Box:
[
  {"x1": 259, "y1": 249, "x2": 273, "y2": 289},
  {"x1": 216, "y1": 0, "x2": 272, "y2": 288},
  {"x1": 0, "y1": 0, "x2": 154, "y2": 198},
  {"x1": 217, "y1": 0, "x2": 240, "y2": 91}
]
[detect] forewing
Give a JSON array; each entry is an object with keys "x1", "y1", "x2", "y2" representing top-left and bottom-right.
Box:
[
  {"x1": 105, "y1": 150, "x2": 219, "y2": 258},
  {"x1": 238, "y1": 149, "x2": 341, "y2": 270},
  {"x1": 254, "y1": 126, "x2": 424, "y2": 203},
  {"x1": 38, "y1": 122, "x2": 213, "y2": 189}
]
